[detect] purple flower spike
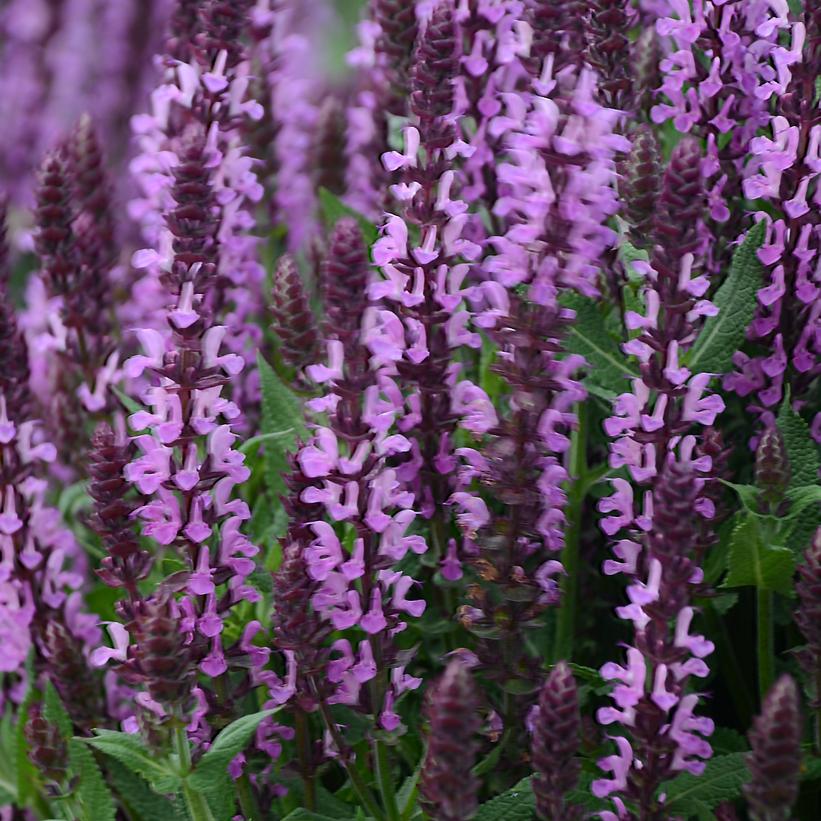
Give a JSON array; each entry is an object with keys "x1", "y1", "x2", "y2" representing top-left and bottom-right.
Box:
[
  {"x1": 419, "y1": 658, "x2": 481, "y2": 821},
  {"x1": 531, "y1": 662, "x2": 582, "y2": 820},
  {"x1": 744, "y1": 675, "x2": 802, "y2": 821},
  {"x1": 595, "y1": 461, "x2": 715, "y2": 814},
  {"x1": 796, "y1": 528, "x2": 821, "y2": 688},
  {"x1": 729, "y1": 4, "x2": 820, "y2": 437},
  {"x1": 270, "y1": 255, "x2": 321, "y2": 379},
  {"x1": 632, "y1": 28, "x2": 660, "y2": 118},
  {"x1": 125, "y1": 595, "x2": 196, "y2": 715},
  {"x1": 88, "y1": 424, "x2": 151, "y2": 602},
  {"x1": 0, "y1": 200, "x2": 94, "y2": 688},
  {"x1": 584, "y1": 0, "x2": 633, "y2": 110},
  {"x1": 43, "y1": 620, "x2": 104, "y2": 732},
  {"x1": 368, "y1": 1, "x2": 486, "y2": 525},
  {"x1": 371, "y1": 0, "x2": 419, "y2": 115},
  {"x1": 619, "y1": 125, "x2": 662, "y2": 250}
]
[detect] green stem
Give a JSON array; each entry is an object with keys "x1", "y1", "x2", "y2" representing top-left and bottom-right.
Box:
[
  {"x1": 173, "y1": 724, "x2": 216, "y2": 821},
  {"x1": 236, "y1": 773, "x2": 262, "y2": 821},
  {"x1": 310, "y1": 677, "x2": 385, "y2": 821},
  {"x1": 554, "y1": 401, "x2": 589, "y2": 662},
  {"x1": 294, "y1": 707, "x2": 316, "y2": 811},
  {"x1": 375, "y1": 739, "x2": 399, "y2": 821},
  {"x1": 757, "y1": 589, "x2": 775, "y2": 702},
  {"x1": 701, "y1": 601, "x2": 755, "y2": 728}
]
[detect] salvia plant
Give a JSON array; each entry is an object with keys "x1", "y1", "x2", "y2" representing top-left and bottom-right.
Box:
[{"x1": 0, "y1": 1, "x2": 820, "y2": 820}]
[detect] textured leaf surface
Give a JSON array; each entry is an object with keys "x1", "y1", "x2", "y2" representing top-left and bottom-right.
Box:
[
  {"x1": 664, "y1": 753, "x2": 748, "y2": 813},
  {"x1": 561, "y1": 293, "x2": 638, "y2": 396},
  {"x1": 778, "y1": 398, "x2": 821, "y2": 488},
  {"x1": 0, "y1": 710, "x2": 17, "y2": 804},
  {"x1": 723, "y1": 516, "x2": 795, "y2": 594},
  {"x1": 105, "y1": 759, "x2": 185, "y2": 821},
  {"x1": 188, "y1": 709, "x2": 278, "y2": 807},
  {"x1": 43, "y1": 680, "x2": 73, "y2": 740},
  {"x1": 778, "y1": 398, "x2": 821, "y2": 551},
  {"x1": 474, "y1": 777, "x2": 535, "y2": 821},
  {"x1": 257, "y1": 352, "x2": 306, "y2": 499},
  {"x1": 83, "y1": 731, "x2": 181, "y2": 793},
  {"x1": 69, "y1": 739, "x2": 116, "y2": 821},
  {"x1": 688, "y1": 220, "x2": 765, "y2": 374},
  {"x1": 281, "y1": 811, "x2": 350, "y2": 821}
]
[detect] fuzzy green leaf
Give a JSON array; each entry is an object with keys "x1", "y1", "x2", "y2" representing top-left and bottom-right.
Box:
[
  {"x1": 281, "y1": 811, "x2": 350, "y2": 821},
  {"x1": 105, "y1": 759, "x2": 185, "y2": 821},
  {"x1": 474, "y1": 777, "x2": 536, "y2": 821},
  {"x1": 777, "y1": 397, "x2": 821, "y2": 488},
  {"x1": 15, "y1": 654, "x2": 38, "y2": 806},
  {"x1": 723, "y1": 516, "x2": 795, "y2": 594},
  {"x1": 69, "y1": 739, "x2": 116, "y2": 821},
  {"x1": 43, "y1": 681, "x2": 73, "y2": 740},
  {"x1": 663, "y1": 753, "x2": 748, "y2": 813},
  {"x1": 720, "y1": 481, "x2": 760, "y2": 512},
  {"x1": 561, "y1": 293, "x2": 638, "y2": 396},
  {"x1": 0, "y1": 709, "x2": 18, "y2": 804},
  {"x1": 688, "y1": 220, "x2": 766, "y2": 375},
  {"x1": 188, "y1": 709, "x2": 278, "y2": 798},
  {"x1": 317, "y1": 188, "x2": 378, "y2": 247},
  {"x1": 256, "y1": 352, "x2": 306, "y2": 499},
  {"x1": 83, "y1": 731, "x2": 181, "y2": 794},
  {"x1": 778, "y1": 398, "x2": 821, "y2": 552}
]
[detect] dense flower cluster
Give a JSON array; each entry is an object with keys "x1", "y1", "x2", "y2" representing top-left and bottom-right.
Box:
[
  {"x1": 0, "y1": 200, "x2": 98, "y2": 706},
  {"x1": 730, "y1": 4, "x2": 821, "y2": 441}
]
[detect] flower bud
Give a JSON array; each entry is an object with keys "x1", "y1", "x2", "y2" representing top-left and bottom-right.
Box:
[
  {"x1": 322, "y1": 218, "x2": 370, "y2": 342},
  {"x1": 754, "y1": 426, "x2": 790, "y2": 506},
  {"x1": 531, "y1": 662, "x2": 581, "y2": 820},
  {"x1": 270, "y1": 255, "x2": 320, "y2": 375},
  {"x1": 43, "y1": 621, "x2": 104, "y2": 732},
  {"x1": 584, "y1": 0, "x2": 632, "y2": 110},
  {"x1": 744, "y1": 675, "x2": 802, "y2": 821},
  {"x1": 619, "y1": 124, "x2": 662, "y2": 249},
  {"x1": 411, "y1": 2, "x2": 458, "y2": 128},
  {"x1": 371, "y1": 0, "x2": 419, "y2": 114},
  {"x1": 795, "y1": 528, "x2": 821, "y2": 685},
  {"x1": 420, "y1": 659, "x2": 481, "y2": 821}
]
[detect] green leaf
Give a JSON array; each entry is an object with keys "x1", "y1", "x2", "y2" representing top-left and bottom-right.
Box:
[
  {"x1": 777, "y1": 398, "x2": 821, "y2": 552},
  {"x1": 43, "y1": 681, "x2": 73, "y2": 740},
  {"x1": 720, "y1": 481, "x2": 760, "y2": 513},
  {"x1": 83, "y1": 730, "x2": 181, "y2": 794},
  {"x1": 688, "y1": 219, "x2": 766, "y2": 374},
  {"x1": 317, "y1": 187, "x2": 379, "y2": 247},
  {"x1": 281, "y1": 811, "x2": 350, "y2": 821},
  {"x1": 69, "y1": 739, "x2": 116, "y2": 821},
  {"x1": 474, "y1": 777, "x2": 535, "y2": 821},
  {"x1": 188, "y1": 709, "x2": 278, "y2": 794},
  {"x1": 0, "y1": 709, "x2": 18, "y2": 804},
  {"x1": 256, "y1": 352, "x2": 306, "y2": 500},
  {"x1": 777, "y1": 397, "x2": 821, "y2": 488},
  {"x1": 15, "y1": 654, "x2": 38, "y2": 806},
  {"x1": 723, "y1": 516, "x2": 795, "y2": 594},
  {"x1": 664, "y1": 753, "x2": 748, "y2": 813},
  {"x1": 105, "y1": 759, "x2": 186, "y2": 821},
  {"x1": 560, "y1": 293, "x2": 638, "y2": 396},
  {"x1": 785, "y1": 485, "x2": 821, "y2": 518}
]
